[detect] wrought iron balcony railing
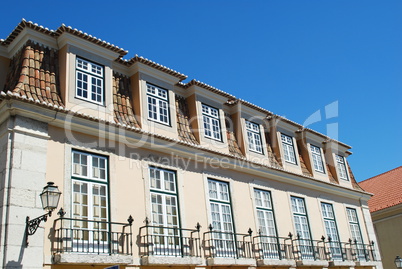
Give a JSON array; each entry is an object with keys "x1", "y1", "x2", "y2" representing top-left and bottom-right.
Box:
[
  {"x1": 347, "y1": 239, "x2": 377, "y2": 262},
  {"x1": 289, "y1": 233, "x2": 327, "y2": 261},
  {"x1": 53, "y1": 215, "x2": 133, "y2": 255},
  {"x1": 253, "y1": 233, "x2": 294, "y2": 260},
  {"x1": 139, "y1": 220, "x2": 201, "y2": 257},
  {"x1": 203, "y1": 225, "x2": 253, "y2": 259}
]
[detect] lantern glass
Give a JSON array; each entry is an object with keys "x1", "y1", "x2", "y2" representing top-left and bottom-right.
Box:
[
  {"x1": 40, "y1": 182, "x2": 61, "y2": 212},
  {"x1": 395, "y1": 256, "x2": 402, "y2": 268}
]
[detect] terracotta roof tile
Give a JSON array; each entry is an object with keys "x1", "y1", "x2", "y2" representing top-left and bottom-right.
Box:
[
  {"x1": 359, "y1": 166, "x2": 402, "y2": 212},
  {"x1": 326, "y1": 164, "x2": 338, "y2": 184},
  {"x1": 175, "y1": 95, "x2": 198, "y2": 144},
  {"x1": 347, "y1": 160, "x2": 364, "y2": 191},
  {"x1": 224, "y1": 113, "x2": 243, "y2": 158},
  {"x1": 265, "y1": 134, "x2": 282, "y2": 169},
  {"x1": 112, "y1": 73, "x2": 139, "y2": 128},
  {"x1": 2, "y1": 40, "x2": 63, "y2": 107},
  {"x1": 117, "y1": 56, "x2": 187, "y2": 81},
  {"x1": 299, "y1": 154, "x2": 313, "y2": 177}
]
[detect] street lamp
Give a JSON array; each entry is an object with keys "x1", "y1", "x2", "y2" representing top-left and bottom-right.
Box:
[
  {"x1": 25, "y1": 182, "x2": 61, "y2": 246},
  {"x1": 395, "y1": 256, "x2": 402, "y2": 268}
]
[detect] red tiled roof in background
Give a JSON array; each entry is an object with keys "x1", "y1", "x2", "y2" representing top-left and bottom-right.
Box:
[{"x1": 359, "y1": 166, "x2": 402, "y2": 212}]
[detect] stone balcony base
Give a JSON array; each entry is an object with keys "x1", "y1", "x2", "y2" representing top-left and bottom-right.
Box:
[
  {"x1": 207, "y1": 257, "x2": 256, "y2": 266},
  {"x1": 296, "y1": 259, "x2": 329, "y2": 267},
  {"x1": 355, "y1": 260, "x2": 383, "y2": 268},
  {"x1": 329, "y1": 260, "x2": 356, "y2": 267},
  {"x1": 257, "y1": 258, "x2": 296, "y2": 267},
  {"x1": 53, "y1": 253, "x2": 133, "y2": 265},
  {"x1": 141, "y1": 256, "x2": 203, "y2": 266}
]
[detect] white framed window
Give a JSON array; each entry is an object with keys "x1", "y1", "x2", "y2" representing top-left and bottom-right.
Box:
[
  {"x1": 321, "y1": 203, "x2": 342, "y2": 260},
  {"x1": 76, "y1": 57, "x2": 104, "y2": 104},
  {"x1": 336, "y1": 155, "x2": 349, "y2": 181},
  {"x1": 310, "y1": 145, "x2": 325, "y2": 173},
  {"x1": 291, "y1": 196, "x2": 313, "y2": 260},
  {"x1": 346, "y1": 208, "x2": 365, "y2": 260},
  {"x1": 281, "y1": 133, "x2": 297, "y2": 164},
  {"x1": 254, "y1": 189, "x2": 279, "y2": 259},
  {"x1": 149, "y1": 167, "x2": 180, "y2": 254},
  {"x1": 202, "y1": 104, "x2": 221, "y2": 141},
  {"x1": 246, "y1": 121, "x2": 263, "y2": 154},
  {"x1": 208, "y1": 179, "x2": 235, "y2": 257},
  {"x1": 347, "y1": 208, "x2": 363, "y2": 243},
  {"x1": 147, "y1": 83, "x2": 170, "y2": 125},
  {"x1": 71, "y1": 151, "x2": 108, "y2": 252}
]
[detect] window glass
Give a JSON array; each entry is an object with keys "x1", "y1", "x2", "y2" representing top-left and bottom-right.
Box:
[
  {"x1": 76, "y1": 58, "x2": 104, "y2": 104},
  {"x1": 146, "y1": 84, "x2": 170, "y2": 125},
  {"x1": 281, "y1": 134, "x2": 297, "y2": 164},
  {"x1": 246, "y1": 121, "x2": 263, "y2": 153},
  {"x1": 310, "y1": 145, "x2": 325, "y2": 173},
  {"x1": 336, "y1": 155, "x2": 349, "y2": 181},
  {"x1": 202, "y1": 104, "x2": 221, "y2": 141}
]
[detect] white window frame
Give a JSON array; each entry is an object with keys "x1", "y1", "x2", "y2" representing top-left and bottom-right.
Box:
[
  {"x1": 149, "y1": 167, "x2": 180, "y2": 255},
  {"x1": 336, "y1": 155, "x2": 349, "y2": 181},
  {"x1": 254, "y1": 189, "x2": 279, "y2": 259},
  {"x1": 202, "y1": 104, "x2": 222, "y2": 141},
  {"x1": 75, "y1": 57, "x2": 104, "y2": 105},
  {"x1": 346, "y1": 208, "x2": 365, "y2": 260},
  {"x1": 310, "y1": 145, "x2": 325, "y2": 173},
  {"x1": 146, "y1": 83, "x2": 170, "y2": 125},
  {"x1": 291, "y1": 196, "x2": 313, "y2": 260},
  {"x1": 246, "y1": 121, "x2": 263, "y2": 154},
  {"x1": 281, "y1": 133, "x2": 297, "y2": 164},
  {"x1": 71, "y1": 150, "x2": 109, "y2": 253},
  {"x1": 321, "y1": 203, "x2": 342, "y2": 260},
  {"x1": 208, "y1": 179, "x2": 235, "y2": 257}
]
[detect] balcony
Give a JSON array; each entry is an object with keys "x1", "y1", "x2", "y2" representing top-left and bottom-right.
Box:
[
  {"x1": 52, "y1": 216, "x2": 133, "y2": 265},
  {"x1": 253, "y1": 234, "x2": 296, "y2": 267},
  {"x1": 139, "y1": 221, "x2": 203, "y2": 266},
  {"x1": 203, "y1": 226, "x2": 255, "y2": 266}
]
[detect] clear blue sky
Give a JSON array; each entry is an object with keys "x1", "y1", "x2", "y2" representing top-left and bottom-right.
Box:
[{"x1": 1, "y1": 0, "x2": 401, "y2": 181}]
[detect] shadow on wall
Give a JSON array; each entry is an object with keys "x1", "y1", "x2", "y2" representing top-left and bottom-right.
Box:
[{"x1": 5, "y1": 228, "x2": 26, "y2": 268}]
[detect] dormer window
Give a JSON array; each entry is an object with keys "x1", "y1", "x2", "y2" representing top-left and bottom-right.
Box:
[
  {"x1": 202, "y1": 104, "x2": 221, "y2": 141},
  {"x1": 76, "y1": 57, "x2": 104, "y2": 105},
  {"x1": 310, "y1": 145, "x2": 325, "y2": 173},
  {"x1": 336, "y1": 155, "x2": 349, "y2": 181},
  {"x1": 146, "y1": 83, "x2": 170, "y2": 125},
  {"x1": 281, "y1": 133, "x2": 297, "y2": 164},
  {"x1": 246, "y1": 121, "x2": 263, "y2": 154}
]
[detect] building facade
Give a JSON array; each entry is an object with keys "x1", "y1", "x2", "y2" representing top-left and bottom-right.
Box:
[
  {"x1": 360, "y1": 166, "x2": 402, "y2": 269},
  {"x1": 0, "y1": 20, "x2": 382, "y2": 269}
]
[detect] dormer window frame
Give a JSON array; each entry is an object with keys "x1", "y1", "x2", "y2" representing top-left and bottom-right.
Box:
[
  {"x1": 75, "y1": 57, "x2": 105, "y2": 105},
  {"x1": 246, "y1": 120, "x2": 263, "y2": 154},
  {"x1": 310, "y1": 144, "x2": 325, "y2": 173},
  {"x1": 336, "y1": 154, "x2": 349, "y2": 181},
  {"x1": 202, "y1": 104, "x2": 222, "y2": 142},
  {"x1": 146, "y1": 83, "x2": 171, "y2": 126},
  {"x1": 281, "y1": 133, "x2": 297, "y2": 165}
]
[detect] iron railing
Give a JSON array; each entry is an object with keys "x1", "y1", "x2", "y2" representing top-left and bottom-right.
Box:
[
  {"x1": 253, "y1": 234, "x2": 293, "y2": 260},
  {"x1": 289, "y1": 233, "x2": 327, "y2": 261},
  {"x1": 53, "y1": 215, "x2": 133, "y2": 255},
  {"x1": 139, "y1": 221, "x2": 201, "y2": 257},
  {"x1": 203, "y1": 225, "x2": 253, "y2": 259},
  {"x1": 348, "y1": 239, "x2": 377, "y2": 262}
]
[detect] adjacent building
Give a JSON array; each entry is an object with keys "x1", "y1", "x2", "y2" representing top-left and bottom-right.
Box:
[
  {"x1": 360, "y1": 166, "x2": 402, "y2": 269},
  {"x1": 0, "y1": 20, "x2": 383, "y2": 269}
]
